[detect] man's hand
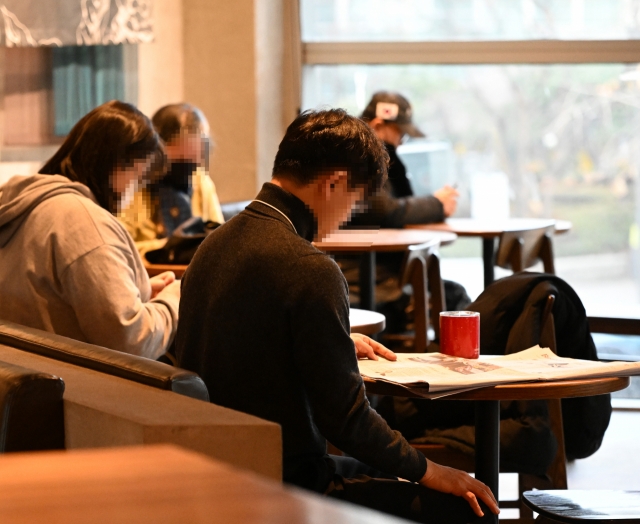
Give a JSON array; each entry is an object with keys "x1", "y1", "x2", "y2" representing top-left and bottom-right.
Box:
[
  {"x1": 419, "y1": 459, "x2": 499, "y2": 518},
  {"x1": 433, "y1": 185, "x2": 459, "y2": 217},
  {"x1": 351, "y1": 333, "x2": 396, "y2": 361},
  {"x1": 149, "y1": 271, "x2": 176, "y2": 299}
]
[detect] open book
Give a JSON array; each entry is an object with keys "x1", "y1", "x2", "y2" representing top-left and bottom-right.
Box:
[{"x1": 358, "y1": 346, "x2": 640, "y2": 398}]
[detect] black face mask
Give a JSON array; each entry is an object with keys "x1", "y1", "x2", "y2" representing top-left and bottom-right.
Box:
[{"x1": 162, "y1": 161, "x2": 198, "y2": 194}]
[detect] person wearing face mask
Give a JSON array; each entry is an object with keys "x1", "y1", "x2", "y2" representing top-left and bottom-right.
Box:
[
  {"x1": 0, "y1": 101, "x2": 180, "y2": 360},
  {"x1": 119, "y1": 103, "x2": 223, "y2": 246}
]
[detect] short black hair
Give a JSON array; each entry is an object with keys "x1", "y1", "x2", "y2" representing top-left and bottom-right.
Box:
[
  {"x1": 272, "y1": 109, "x2": 388, "y2": 196},
  {"x1": 40, "y1": 100, "x2": 163, "y2": 213},
  {"x1": 152, "y1": 103, "x2": 210, "y2": 143},
  {"x1": 151, "y1": 103, "x2": 212, "y2": 170}
]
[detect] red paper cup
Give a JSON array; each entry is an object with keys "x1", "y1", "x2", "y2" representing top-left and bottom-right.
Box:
[{"x1": 439, "y1": 311, "x2": 480, "y2": 359}]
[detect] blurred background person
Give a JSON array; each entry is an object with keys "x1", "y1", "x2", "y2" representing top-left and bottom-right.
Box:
[
  {"x1": 119, "y1": 103, "x2": 224, "y2": 246},
  {"x1": 354, "y1": 91, "x2": 459, "y2": 228},
  {"x1": 343, "y1": 92, "x2": 470, "y2": 335}
]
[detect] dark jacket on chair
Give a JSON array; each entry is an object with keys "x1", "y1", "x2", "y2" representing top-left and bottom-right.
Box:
[
  {"x1": 385, "y1": 272, "x2": 611, "y2": 474},
  {"x1": 472, "y1": 272, "x2": 612, "y2": 461}
]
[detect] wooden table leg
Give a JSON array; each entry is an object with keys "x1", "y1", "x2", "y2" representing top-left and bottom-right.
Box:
[
  {"x1": 475, "y1": 400, "x2": 500, "y2": 524},
  {"x1": 482, "y1": 238, "x2": 496, "y2": 288},
  {"x1": 359, "y1": 252, "x2": 376, "y2": 311}
]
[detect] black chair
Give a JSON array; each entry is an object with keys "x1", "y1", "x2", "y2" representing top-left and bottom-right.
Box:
[
  {"x1": 523, "y1": 490, "x2": 640, "y2": 523},
  {"x1": 0, "y1": 320, "x2": 209, "y2": 401},
  {"x1": 0, "y1": 359, "x2": 65, "y2": 452}
]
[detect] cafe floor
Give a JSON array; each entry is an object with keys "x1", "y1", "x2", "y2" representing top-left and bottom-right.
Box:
[{"x1": 498, "y1": 408, "x2": 640, "y2": 519}]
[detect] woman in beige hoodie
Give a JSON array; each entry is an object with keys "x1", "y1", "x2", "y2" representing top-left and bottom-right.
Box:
[{"x1": 0, "y1": 101, "x2": 180, "y2": 360}]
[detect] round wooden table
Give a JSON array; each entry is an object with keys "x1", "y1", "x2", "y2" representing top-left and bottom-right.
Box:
[
  {"x1": 363, "y1": 375, "x2": 628, "y2": 524},
  {"x1": 350, "y1": 308, "x2": 386, "y2": 335},
  {"x1": 409, "y1": 218, "x2": 570, "y2": 238},
  {"x1": 0, "y1": 445, "x2": 404, "y2": 524},
  {"x1": 315, "y1": 229, "x2": 457, "y2": 311},
  {"x1": 315, "y1": 229, "x2": 457, "y2": 251},
  {"x1": 407, "y1": 218, "x2": 572, "y2": 288},
  {"x1": 144, "y1": 262, "x2": 188, "y2": 279}
]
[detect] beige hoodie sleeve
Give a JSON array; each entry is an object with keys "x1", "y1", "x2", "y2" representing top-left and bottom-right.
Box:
[{"x1": 60, "y1": 243, "x2": 180, "y2": 359}]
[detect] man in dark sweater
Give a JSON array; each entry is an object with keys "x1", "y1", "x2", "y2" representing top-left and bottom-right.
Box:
[{"x1": 176, "y1": 109, "x2": 498, "y2": 523}]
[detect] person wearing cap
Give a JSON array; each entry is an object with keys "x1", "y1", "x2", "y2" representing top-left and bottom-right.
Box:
[
  {"x1": 355, "y1": 91, "x2": 459, "y2": 226},
  {"x1": 342, "y1": 92, "x2": 470, "y2": 327}
]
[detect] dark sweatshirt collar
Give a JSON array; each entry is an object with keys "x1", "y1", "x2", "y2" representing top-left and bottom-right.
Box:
[{"x1": 248, "y1": 183, "x2": 317, "y2": 242}]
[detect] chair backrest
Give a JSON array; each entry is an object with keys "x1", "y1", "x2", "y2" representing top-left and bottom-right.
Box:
[
  {"x1": 0, "y1": 320, "x2": 209, "y2": 402},
  {"x1": 495, "y1": 221, "x2": 556, "y2": 274},
  {"x1": 220, "y1": 200, "x2": 252, "y2": 222},
  {"x1": 0, "y1": 359, "x2": 65, "y2": 452},
  {"x1": 539, "y1": 294, "x2": 569, "y2": 491},
  {"x1": 523, "y1": 489, "x2": 640, "y2": 523},
  {"x1": 399, "y1": 239, "x2": 444, "y2": 353}
]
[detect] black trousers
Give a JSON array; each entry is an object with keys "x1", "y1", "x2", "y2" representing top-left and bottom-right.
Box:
[{"x1": 326, "y1": 456, "x2": 492, "y2": 524}]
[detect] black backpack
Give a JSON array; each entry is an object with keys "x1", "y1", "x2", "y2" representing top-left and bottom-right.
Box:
[{"x1": 145, "y1": 216, "x2": 221, "y2": 265}]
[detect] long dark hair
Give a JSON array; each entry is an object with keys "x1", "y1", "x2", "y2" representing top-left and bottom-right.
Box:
[{"x1": 39, "y1": 100, "x2": 163, "y2": 213}]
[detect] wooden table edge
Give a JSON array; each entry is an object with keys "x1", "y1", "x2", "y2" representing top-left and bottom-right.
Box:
[
  {"x1": 406, "y1": 219, "x2": 571, "y2": 238},
  {"x1": 144, "y1": 263, "x2": 188, "y2": 278},
  {"x1": 315, "y1": 236, "x2": 451, "y2": 252},
  {"x1": 405, "y1": 223, "x2": 499, "y2": 239},
  {"x1": 363, "y1": 376, "x2": 629, "y2": 401},
  {"x1": 350, "y1": 309, "x2": 386, "y2": 336}
]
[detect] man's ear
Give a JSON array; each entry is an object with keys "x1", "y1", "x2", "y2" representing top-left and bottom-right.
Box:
[
  {"x1": 369, "y1": 118, "x2": 385, "y2": 130},
  {"x1": 318, "y1": 170, "x2": 348, "y2": 200}
]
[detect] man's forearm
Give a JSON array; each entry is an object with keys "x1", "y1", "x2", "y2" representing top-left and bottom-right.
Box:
[{"x1": 391, "y1": 194, "x2": 445, "y2": 225}]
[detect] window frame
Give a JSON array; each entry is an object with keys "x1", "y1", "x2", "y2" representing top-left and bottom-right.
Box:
[{"x1": 303, "y1": 39, "x2": 640, "y2": 65}]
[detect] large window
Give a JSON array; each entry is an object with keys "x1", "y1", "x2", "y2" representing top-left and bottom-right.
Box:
[
  {"x1": 304, "y1": 63, "x2": 639, "y2": 258},
  {"x1": 302, "y1": 0, "x2": 640, "y2": 41},
  {"x1": 300, "y1": 0, "x2": 640, "y2": 333}
]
